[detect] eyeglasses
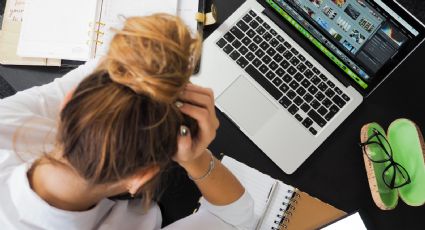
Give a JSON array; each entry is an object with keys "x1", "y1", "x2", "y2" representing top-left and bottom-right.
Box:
[{"x1": 359, "y1": 128, "x2": 411, "y2": 189}]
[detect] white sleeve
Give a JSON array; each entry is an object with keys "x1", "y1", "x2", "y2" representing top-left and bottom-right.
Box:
[
  {"x1": 163, "y1": 190, "x2": 255, "y2": 230},
  {"x1": 0, "y1": 58, "x2": 100, "y2": 151}
]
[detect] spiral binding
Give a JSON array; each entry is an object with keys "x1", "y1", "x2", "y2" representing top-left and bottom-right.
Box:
[
  {"x1": 270, "y1": 189, "x2": 301, "y2": 230},
  {"x1": 87, "y1": 21, "x2": 106, "y2": 48}
]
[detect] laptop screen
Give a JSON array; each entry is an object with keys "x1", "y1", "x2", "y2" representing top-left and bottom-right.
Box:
[{"x1": 265, "y1": 0, "x2": 425, "y2": 93}]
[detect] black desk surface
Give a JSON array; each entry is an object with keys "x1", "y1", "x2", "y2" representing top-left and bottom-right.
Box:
[{"x1": 1, "y1": 0, "x2": 425, "y2": 229}]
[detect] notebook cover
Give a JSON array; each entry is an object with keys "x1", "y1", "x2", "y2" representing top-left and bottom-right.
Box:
[{"x1": 282, "y1": 189, "x2": 346, "y2": 230}]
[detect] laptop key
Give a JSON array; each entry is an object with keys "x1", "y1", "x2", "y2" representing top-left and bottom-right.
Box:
[
  {"x1": 273, "y1": 54, "x2": 283, "y2": 63},
  {"x1": 312, "y1": 67, "x2": 320, "y2": 75},
  {"x1": 318, "y1": 82, "x2": 328, "y2": 91},
  {"x1": 311, "y1": 99, "x2": 320, "y2": 109},
  {"x1": 318, "y1": 106, "x2": 328, "y2": 116},
  {"x1": 267, "y1": 71, "x2": 277, "y2": 80},
  {"x1": 231, "y1": 26, "x2": 244, "y2": 39},
  {"x1": 301, "y1": 79, "x2": 311, "y2": 88},
  {"x1": 269, "y1": 61, "x2": 278, "y2": 70},
  {"x1": 298, "y1": 54, "x2": 306, "y2": 62},
  {"x1": 283, "y1": 51, "x2": 293, "y2": 60},
  {"x1": 256, "y1": 16, "x2": 264, "y2": 23},
  {"x1": 252, "y1": 58, "x2": 262, "y2": 67},
  {"x1": 304, "y1": 69, "x2": 314, "y2": 78},
  {"x1": 284, "y1": 41, "x2": 291, "y2": 48},
  {"x1": 287, "y1": 90, "x2": 296, "y2": 99},
  {"x1": 287, "y1": 66, "x2": 297, "y2": 75},
  {"x1": 237, "y1": 20, "x2": 249, "y2": 31},
  {"x1": 245, "y1": 52, "x2": 255, "y2": 61},
  {"x1": 325, "y1": 110, "x2": 337, "y2": 121},
  {"x1": 217, "y1": 38, "x2": 227, "y2": 48},
  {"x1": 230, "y1": 51, "x2": 241, "y2": 60},
  {"x1": 295, "y1": 114, "x2": 303, "y2": 122},
  {"x1": 309, "y1": 127, "x2": 317, "y2": 135},
  {"x1": 276, "y1": 68, "x2": 285, "y2": 77},
  {"x1": 276, "y1": 44, "x2": 286, "y2": 53},
  {"x1": 282, "y1": 74, "x2": 292, "y2": 83},
  {"x1": 243, "y1": 14, "x2": 253, "y2": 23},
  {"x1": 262, "y1": 22, "x2": 270, "y2": 29},
  {"x1": 319, "y1": 74, "x2": 327, "y2": 81},
  {"x1": 329, "y1": 104, "x2": 339, "y2": 113},
  {"x1": 303, "y1": 93, "x2": 313, "y2": 103},
  {"x1": 256, "y1": 26, "x2": 266, "y2": 35},
  {"x1": 245, "y1": 65, "x2": 283, "y2": 100},
  {"x1": 223, "y1": 44, "x2": 234, "y2": 54},
  {"x1": 247, "y1": 29, "x2": 256, "y2": 37},
  {"x1": 237, "y1": 57, "x2": 249, "y2": 68},
  {"x1": 315, "y1": 92, "x2": 325, "y2": 101},
  {"x1": 279, "y1": 96, "x2": 292, "y2": 108},
  {"x1": 332, "y1": 95, "x2": 346, "y2": 108},
  {"x1": 294, "y1": 96, "x2": 303, "y2": 106},
  {"x1": 277, "y1": 35, "x2": 285, "y2": 42},
  {"x1": 249, "y1": 10, "x2": 257, "y2": 17},
  {"x1": 272, "y1": 77, "x2": 283, "y2": 86},
  {"x1": 259, "y1": 64, "x2": 269, "y2": 74},
  {"x1": 311, "y1": 76, "x2": 321, "y2": 85},
  {"x1": 242, "y1": 37, "x2": 251, "y2": 46},
  {"x1": 297, "y1": 63, "x2": 306, "y2": 72},
  {"x1": 322, "y1": 98, "x2": 332, "y2": 108},
  {"x1": 254, "y1": 35, "x2": 262, "y2": 44},
  {"x1": 249, "y1": 20, "x2": 259, "y2": 29},
  {"x1": 280, "y1": 60, "x2": 290, "y2": 69},
  {"x1": 342, "y1": 93, "x2": 351, "y2": 101},
  {"x1": 289, "y1": 80, "x2": 299, "y2": 90},
  {"x1": 288, "y1": 105, "x2": 299, "y2": 115},
  {"x1": 270, "y1": 28, "x2": 277, "y2": 36},
  {"x1": 325, "y1": 89, "x2": 335, "y2": 98},
  {"x1": 255, "y1": 49, "x2": 265, "y2": 58},
  {"x1": 308, "y1": 110, "x2": 326, "y2": 127},
  {"x1": 239, "y1": 46, "x2": 249, "y2": 55},
  {"x1": 301, "y1": 103, "x2": 311, "y2": 113},
  {"x1": 260, "y1": 41, "x2": 270, "y2": 51},
  {"x1": 262, "y1": 55, "x2": 272, "y2": 64},
  {"x1": 335, "y1": 87, "x2": 342, "y2": 95},
  {"x1": 308, "y1": 85, "x2": 318, "y2": 95},
  {"x1": 224, "y1": 32, "x2": 235, "y2": 42},
  {"x1": 290, "y1": 57, "x2": 300, "y2": 66},
  {"x1": 263, "y1": 32, "x2": 272, "y2": 41},
  {"x1": 266, "y1": 48, "x2": 276, "y2": 57},
  {"x1": 232, "y1": 40, "x2": 242, "y2": 49},
  {"x1": 248, "y1": 43, "x2": 258, "y2": 52},
  {"x1": 279, "y1": 83, "x2": 289, "y2": 93},
  {"x1": 296, "y1": 87, "x2": 306, "y2": 96},
  {"x1": 327, "y1": 80, "x2": 335, "y2": 88},
  {"x1": 294, "y1": 73, "x2": 304, "y2": 82},
  {"x1": 302, "y1": 117, "x2": 313, "y2": 128}
]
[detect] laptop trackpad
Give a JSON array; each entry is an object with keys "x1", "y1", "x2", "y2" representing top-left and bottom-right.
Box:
[{"x1": 217, "y1": 76, "x2": 278, "y2": 136}]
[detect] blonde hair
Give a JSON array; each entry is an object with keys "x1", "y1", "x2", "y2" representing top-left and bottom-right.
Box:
[{"x1": 38, "y1": 14, "x2": 201, "y2": 208}]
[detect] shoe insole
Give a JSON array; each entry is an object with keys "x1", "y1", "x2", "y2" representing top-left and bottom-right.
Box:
[{"x1": 388, "y1": 119, "x2": 425, "y2": 206}]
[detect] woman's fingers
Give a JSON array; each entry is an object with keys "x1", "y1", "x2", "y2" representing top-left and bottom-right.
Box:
[
  {"x1": 180, "y1": 91, "x2": 213, "y2": 113},
  {"x1": 185, "y1": 83, "x2": 214, "y2": 104},
  {"x1": 172, "y1": 126, "x2": 193, "y2": 162}
]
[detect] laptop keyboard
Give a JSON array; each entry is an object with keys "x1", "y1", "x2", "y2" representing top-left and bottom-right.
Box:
[
  {"x1": 216, "y1": 10, "x2": 351, "y2": 136},
  {"x1": 0, "y1": 74, "x2": 17, "y2": 99}
]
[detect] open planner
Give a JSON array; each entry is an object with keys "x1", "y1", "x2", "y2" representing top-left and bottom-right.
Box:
[
  {"x1": 17, "y1": 0, "x2": 199, "y2": 61},
  {"x1": 221, "y1": 156, "x2": 346, "y2": 230}
]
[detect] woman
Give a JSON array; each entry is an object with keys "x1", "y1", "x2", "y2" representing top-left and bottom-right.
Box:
[{"x1": 0, "y1": 14, "x2": 254, "y2": 229}]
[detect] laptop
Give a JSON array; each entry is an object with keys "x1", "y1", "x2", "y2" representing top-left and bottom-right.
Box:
[{"x1": 192, "y1": 0, "x2": 425, "y2": 174}]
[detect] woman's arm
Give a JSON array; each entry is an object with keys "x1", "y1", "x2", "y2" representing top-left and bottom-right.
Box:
[
  {"x1": 0, "y1": 59, "x2": 100, "y2": 150},
  {"x1": 169, "y1": 84, "x2": 255, "y2": 229}
]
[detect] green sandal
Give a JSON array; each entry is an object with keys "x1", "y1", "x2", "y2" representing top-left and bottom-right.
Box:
[
  {"x1": 387, "y1": 119, "x2": 425, "y2": 207},
  {"x1": 360, "y1": 120, "x2": 425, "y2": 210},
  {"x1": 360, "y1": 123, "x2": 398, "y2": 210}
]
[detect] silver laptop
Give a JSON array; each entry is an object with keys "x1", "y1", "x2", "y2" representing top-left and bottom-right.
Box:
[{"x1": 192, "y1": 0, "x2": 425, "y2": 174}]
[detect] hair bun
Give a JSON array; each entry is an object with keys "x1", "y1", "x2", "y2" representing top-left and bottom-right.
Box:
[{"x1": 105, "y1": 14, "x2": 201, "y2": 103}]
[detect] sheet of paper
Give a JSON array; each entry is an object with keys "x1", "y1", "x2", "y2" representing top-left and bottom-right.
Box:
[
  {"x1": 95, "y1": 0, "x2": 178, "y2": 57},
  {"x1": 221, "y1": 156, "x2": 277, "y2": 227},
  {"x1": 0, "y1": 0, "x2": 60, "y2": 66},
  {"x1": 321, "y1": 212, "x2": 366, "y2": 230},
  {"x1": 17, "y1": 0, "x2": 99, "y2": 61},
  {"x1": 177, "y1": 0, "x2": 199, "y2": 34}
]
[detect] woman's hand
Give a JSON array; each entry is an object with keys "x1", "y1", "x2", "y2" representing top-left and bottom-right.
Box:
[{"x1": 173, "y1": 83, "x2": 219, "y2": 167}]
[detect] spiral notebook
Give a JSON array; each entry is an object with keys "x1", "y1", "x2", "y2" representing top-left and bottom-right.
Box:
[
  {"x1": 221, "y1": 156, "x2": 346, "y2": 230},
  {"x1": 16, "y1": 0, "x2": 199, "y2": 61}
]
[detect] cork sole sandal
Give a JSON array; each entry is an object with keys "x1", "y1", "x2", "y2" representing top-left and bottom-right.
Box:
[
  {"x1": 387, "y1": 119, "x2": 425, "y2": 207},
  {"x1": 360, "y1": 123, "x2": 398, "y2": 210}
]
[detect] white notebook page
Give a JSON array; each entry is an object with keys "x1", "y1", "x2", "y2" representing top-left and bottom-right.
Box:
[
  {"x1": 17, "y1": 0, "x2": 99, "y2": 61},
  {"x1": 95, "y1": 0, "x2": 178, "y2": 57},
  {"x1": 221, "y1": 156, "x2": 277, "y2": 227}
]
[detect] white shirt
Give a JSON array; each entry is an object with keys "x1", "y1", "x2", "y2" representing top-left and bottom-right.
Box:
[{"x1": 0, "y1": 59, "x2": 255, "y2": 230}]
